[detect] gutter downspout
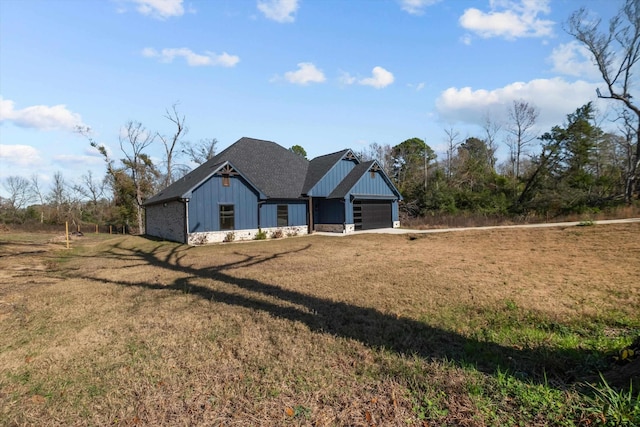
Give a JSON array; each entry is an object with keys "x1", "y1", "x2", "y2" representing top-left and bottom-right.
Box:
[
  {"x1": 182, "y1": 198, "x2": 189, "y2": 244},
  {"x1": 258, "y1": 200, "x2": 265, "y2": 230},
  {"x1": 307, "y1": 196, "x2": 313, "y2": 234}
]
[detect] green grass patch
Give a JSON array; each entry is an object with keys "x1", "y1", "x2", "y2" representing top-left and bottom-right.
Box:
[{"x1": 579, "y1": 375, "x2": 640, "y2": 426}]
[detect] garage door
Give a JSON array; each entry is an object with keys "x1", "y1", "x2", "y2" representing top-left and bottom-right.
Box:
[{"x1": 353, "y1": 200, "x2": 392, "y2": 230}]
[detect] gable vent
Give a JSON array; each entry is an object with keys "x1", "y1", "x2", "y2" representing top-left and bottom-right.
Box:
[
  {"x1": 217, "y1": 164, "x2": 239, "y2": 176},
  {"x1": 344, "y1": 151, "x2": 357, "y2": 161}
]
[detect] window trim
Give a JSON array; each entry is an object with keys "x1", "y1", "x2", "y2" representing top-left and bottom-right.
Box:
[
  {"x1": 277, "y1": 204, "x2": 288, "y2": 227},
  {"x1": 219, "y1": 204, "x2": 235, "y2": 230}
]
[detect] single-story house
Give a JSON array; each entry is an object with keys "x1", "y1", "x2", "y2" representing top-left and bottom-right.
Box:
[{"x1": 144, "y1": 137, "x2": 402, "y2": 244}]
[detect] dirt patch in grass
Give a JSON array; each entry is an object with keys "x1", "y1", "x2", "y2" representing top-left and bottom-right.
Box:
[{"x1": 1, "y1": 224, "x2": 638, "y2": 425}]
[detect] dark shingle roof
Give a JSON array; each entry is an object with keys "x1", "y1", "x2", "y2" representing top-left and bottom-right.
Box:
[
  {"x1": 143, "y1": 160, "x2": 227, "y2": 206},
  {"x1": 327, "y1": 161, "x2": 374, "y2": 198},
  {"x1": 210, "y1": 137, "x2": 309, "y2": 199},
  {"x1": 144, "y1": 137, "x2": 309, "y2": 205},
  {"x1": 301, "y1": 149, "x2": 350, "y2": 195}
]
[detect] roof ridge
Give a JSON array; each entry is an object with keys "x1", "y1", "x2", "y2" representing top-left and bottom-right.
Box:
[{"x1": 309, "y1": 148, "x2": 350, "y2": 161}]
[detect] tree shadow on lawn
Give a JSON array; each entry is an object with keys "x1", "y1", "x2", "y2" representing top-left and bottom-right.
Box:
[{"x1": 80, "y1": 239, "x2": 615, "y2": 389}]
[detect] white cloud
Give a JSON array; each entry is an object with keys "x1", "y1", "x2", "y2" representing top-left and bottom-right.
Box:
[
  {"x1": 0, "y1": 144, "x2": 44, "y2": 167},
  {"x1": 358, "y1": 66, "x2": 395, "y2": 89},
  {"x1": 130, "y1": 0, "x2": 185, "y2": 19},
  {"x1": 339, "y1": 67, "x2": 395, "y2": 89},
  {"x1": 142, "y1": 47, "x2": 240, "y2": 67},
  {"x1": 459, "y1": 0, "x2": 554, "y2": 40},
  {"x1": 399, "y1": 0, "x2": 441, "y2": 15},
  {"x1": 257, "y1": 0, "x2": 299, "y2": 23},
  {"x1": 53, "y1": 154, "x2": 104, "y2": 166},
  {"x1": 283, "y1": 62, "x2": 326, "y2": 85},
  {"x1": 548, "y1": 41, "x2": 601, "y2": 80},
  {"x1": 435, "y1": 77, "x2": 600, "y2": 129},
  {"x1": 0, "y1": 97, "x2": 86, "y2": 131},
  {"x1": 408, "y1": 82, "x2": 426, "y2": 91},
  {"x1": 338, "y1": 71, "x2": 357, "y2": 86}
]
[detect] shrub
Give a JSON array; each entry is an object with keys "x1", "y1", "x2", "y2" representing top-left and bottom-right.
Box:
[
  {"x1": 254, "y1": 229, "x2": 267, "y2": 240},
  {"x1": 271, "y1": 229, "x2": 284, "y2": 239},
  {"x1": 223, "y1": 231, "x2": 235, "y2": 242},
  {"x1": 191, "y1": 234, "x2": 207, "y2": 245}
]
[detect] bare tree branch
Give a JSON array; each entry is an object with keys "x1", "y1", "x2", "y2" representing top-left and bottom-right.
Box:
[
  {"x1": 182, "y1": 138, "x2": 218, "y2": 165},
  {"x1": 567, "y1": 0, "x2": 640, "y2": 201},
  {"x1": 158, "y1": 102, "x2": 188, "y2": 188},
  {"x1": 506, "y1": 100, "x2": 539, "y2": 179}
]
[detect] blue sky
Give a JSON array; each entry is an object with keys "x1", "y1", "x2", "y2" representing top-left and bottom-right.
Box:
[{"x1": 0, "y1": 0, "x2": 621, "y2": 197}]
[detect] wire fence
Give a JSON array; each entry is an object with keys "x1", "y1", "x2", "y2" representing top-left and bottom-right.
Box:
[
  {"x1": 1, "y1": 221, "x2": 135, "y2": 235},
  {"x1": 69, "y1": 223, "x2": 132, "y2": 235}
]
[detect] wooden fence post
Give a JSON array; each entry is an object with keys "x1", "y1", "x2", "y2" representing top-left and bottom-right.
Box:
[{"x1": 65, "y1": 222, "x2": 70, "y2": 249}]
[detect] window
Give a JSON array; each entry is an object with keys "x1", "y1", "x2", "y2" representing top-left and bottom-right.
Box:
[
  {"x1": 277, "y1": 205, "x2": 288, "y2": 227},
  {"x1": 222, "y1": 174, "x2": 230, "y2": 187},
  {"x1": 219, "y1": 205, "x2": 234, "y2": 230}
]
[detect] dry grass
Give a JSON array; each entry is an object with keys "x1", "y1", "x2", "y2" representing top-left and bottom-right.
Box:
[
  {"x1": 402, "y1": 204, "x2": 640, "y2": 229},
  {"x1": 0, "y1": 224, "x2": 639, "y2": 426}
]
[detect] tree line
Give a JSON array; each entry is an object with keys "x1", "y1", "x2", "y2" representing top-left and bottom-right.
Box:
[
  {"x1": 357, "y1": 101, "x2": 636, "y2": 220},
  {"x1": 1, "y1": 1, "x2": 639, "y2": 229},
  {"x1": 1, "y1": 104, "x2": 218, "y2": 232}
]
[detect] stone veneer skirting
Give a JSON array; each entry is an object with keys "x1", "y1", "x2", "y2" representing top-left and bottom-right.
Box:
[
  {"x1": 314, "y1": 223, "x2": 401, "y2": 233},
  {"x1": 188, "y1": 225, "x2": 308, "y2": 245},
  {"x1": 314, "y1": 223, "x2": 357, "y2": 233},
  {"x1": 314, "y1": 223, "x2": 345, "y2": 233}
]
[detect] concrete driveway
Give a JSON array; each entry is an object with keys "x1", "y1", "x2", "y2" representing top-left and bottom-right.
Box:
[{"x1": 314, "y1": 217, "x2": 640, "y2": 236}]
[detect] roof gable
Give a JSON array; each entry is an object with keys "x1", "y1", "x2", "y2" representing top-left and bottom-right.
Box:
[
  {"x1": 328, "y1": 160, "x2": 402, "y2": 199},
  {"x1": 144, "y1": 137, "x2": 309, "y2": 205},
  {"x1": 302, "y1": 149, "x2": 356, "y2": 195},
  {"x1": 143, "y1": 159, "x2": 266, "y2": 206}
]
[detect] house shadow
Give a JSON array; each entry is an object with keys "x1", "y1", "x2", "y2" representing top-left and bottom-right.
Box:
[{"x1": 80, "y1": 239, "x2": 615, "y2": 389}]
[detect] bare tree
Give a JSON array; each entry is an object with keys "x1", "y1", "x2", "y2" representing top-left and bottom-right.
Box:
[
  {"x1": 47, "y1": 172, "x2": 68, "y2": 224},
  {"x1": 75, "y1": 170, "x2": 105, "y2": 204},
  {"x1": 120, "y1": 121, "x2": 157, "y2": 233},
  {"x1": 73, "y1": 170, "x2": 107, "y2": 223},
  {"x1": 506, "y1": 100, "x2": 539, "y2": 179},
  {"x1": 182, "y1": 138, "x2": 218, "y2": 166},
  {"x1": 482, "y1": 113, "x2": 501, "y2": 170},
  {"x1": 567, "y1": 0, "x2": 640, "y2": 201},
  {"x1": 444, "y1": 127, "x2": 461, "y2": 181},
  {"x1": 77, "y1": 124, "x2": 158, "y2": 232},
  {"x1": 30, "y1": 174, "x2": 47, "y2": 223},
  {"x1": 2, "y1": 176, "x2": 33, "y2": 221},
  {"x1": 355, "y1": 142, "x2": 393, "y2": 176},
  {"x1": 614, "y1": 108, "x2": 639, "y2": 194},
  {"x1": 157, "y1": 103, "x2": 188, "y2": 188}
]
